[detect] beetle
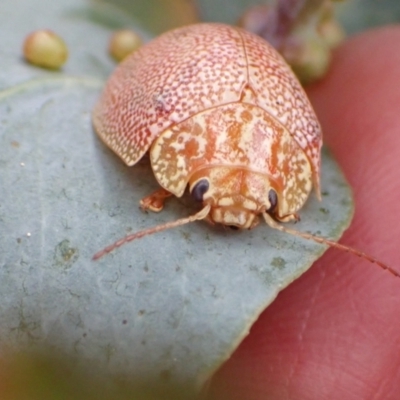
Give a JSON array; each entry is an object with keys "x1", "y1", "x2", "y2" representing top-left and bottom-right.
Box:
[{"x1": 92, "y1": 23, "x2": 398, "y2": 277}]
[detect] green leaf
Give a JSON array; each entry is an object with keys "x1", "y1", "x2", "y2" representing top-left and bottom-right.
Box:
[
  {"x1": 196, "y1": 0, "x2": 257, "y2": 24},
  {"x1": 0, "y1": 0, "x2": 354, "y2": 395},
  {"x1": 336, "y1": 0, "x2": 400, "y2": 34},
  {"x1": 101, "y1": 0, "x2": 199, "y2": 34},
  {"x1": 195, "y1": 0, "x2": 400, "y2": 34}
]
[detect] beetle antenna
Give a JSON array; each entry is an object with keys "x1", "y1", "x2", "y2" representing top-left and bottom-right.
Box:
[
  {"x1": 262, "y1": 212, "x2": 400, "y2": 278},
  {"x1": 93, "y1": 204, "x2": 211, "y2": 261}
]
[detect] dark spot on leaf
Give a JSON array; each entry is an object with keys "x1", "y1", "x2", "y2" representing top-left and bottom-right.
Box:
[
  {"x1": 341, "y1": 197, "x2": 352, "y2": 206},
  {"x1": 180, "y1": 231, "x2": 191, "y2": 241},
  {"x1": 271, "y1": 257, "x2": 286, "y2": 269},
  {"x1": 53, "y1": 239, "x2": 79, "y2": 268}
]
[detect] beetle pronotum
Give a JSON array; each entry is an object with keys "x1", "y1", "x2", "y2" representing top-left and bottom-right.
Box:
[{"x1": 92, "y1": 23, "x2": 398, "y2": 278}]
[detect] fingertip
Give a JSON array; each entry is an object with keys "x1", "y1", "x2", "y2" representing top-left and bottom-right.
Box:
[{"x1": 307, "y1": 25, "x2": 400, "y2": 266}]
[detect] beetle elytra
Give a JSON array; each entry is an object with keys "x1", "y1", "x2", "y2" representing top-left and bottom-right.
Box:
[{"x1": 92, "y1": 23, "x2": 398, "y2": 278}]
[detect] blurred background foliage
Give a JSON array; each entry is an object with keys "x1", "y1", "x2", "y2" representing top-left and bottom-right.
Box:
[
  {"x1": 99, "y1": 0, "x2": 400, "y2": 83},
  {"x1": 104, "y1": 0, "x2": 400, "y2": 35}
]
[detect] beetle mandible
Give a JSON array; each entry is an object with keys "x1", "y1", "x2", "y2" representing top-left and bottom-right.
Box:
[{"x1": 92, "y1": 23, "x2": 398, "y2": 277}]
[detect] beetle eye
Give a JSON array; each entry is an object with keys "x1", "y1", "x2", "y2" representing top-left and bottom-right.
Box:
[
  {"x1": 268, "y1": 189, "x2": 278, "y2": 212},
  {"x1": 191, "y1": 179, "x2": 209, "y2": 202}
]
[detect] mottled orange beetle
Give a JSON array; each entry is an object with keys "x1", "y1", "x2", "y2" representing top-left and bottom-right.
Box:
[{"x1": 92, "y1": 23, "x2": 398, "y2": 277}]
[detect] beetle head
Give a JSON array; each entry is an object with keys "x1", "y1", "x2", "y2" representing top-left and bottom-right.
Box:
[{"x1": 188, "y1": 166, "x2": 297, "y2": 229}]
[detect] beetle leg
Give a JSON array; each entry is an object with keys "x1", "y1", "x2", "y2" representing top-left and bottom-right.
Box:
[
  {"x1": 275, "y1": 213, "x2": 300, "y2": 223},
  {"x1": 140, "y1": 188, "x2": 173, "y2": 212}
]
